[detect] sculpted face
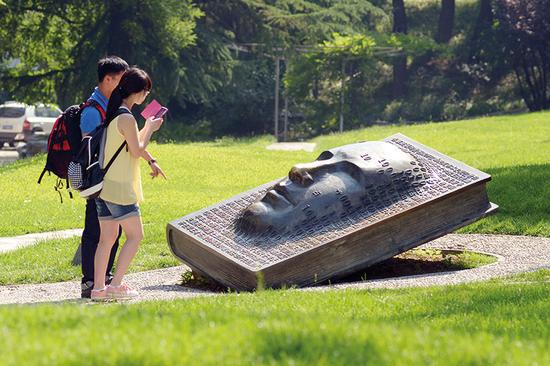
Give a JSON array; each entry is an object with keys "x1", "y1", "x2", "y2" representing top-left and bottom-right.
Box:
[{"x1": 238, "y1": 141, "x2": 429, "y2": 233}]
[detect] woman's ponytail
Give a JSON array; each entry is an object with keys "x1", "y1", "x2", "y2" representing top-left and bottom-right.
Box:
[{"x1": 106, "y1": 86, "x2": 124, "y2": 124}]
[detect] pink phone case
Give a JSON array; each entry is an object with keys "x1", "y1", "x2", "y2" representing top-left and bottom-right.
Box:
[{"x1": 141, "y1": 99, "x2": 162, "y2": 120}]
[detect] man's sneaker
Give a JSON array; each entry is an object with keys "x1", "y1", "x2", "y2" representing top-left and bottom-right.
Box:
[
  {"x1": 81, "y1": 281, "x2": 94, "y2": 299},
  {"x1": 81, "y1": 277, "x2": 112, "y2": 298},
  {"x1": 90, "y1": 287, "x2": 108, "y2": 301},
  {"x1": 107, "y1": 284, "x2": 139, "y2": 300}
]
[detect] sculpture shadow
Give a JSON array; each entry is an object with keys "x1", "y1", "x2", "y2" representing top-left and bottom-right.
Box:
[
  {"x1": 175, "y1": 249, "x2": 495, "y2": 293},
  {"x1": 467, "y1": 163, "x2": 549, "y2": 235},
  {"x1": 319, "y1": 249, "x2": 496, "y2": 286}
]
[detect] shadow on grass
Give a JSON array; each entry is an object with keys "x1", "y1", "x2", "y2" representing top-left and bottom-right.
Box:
[{"x1": 463, "y1": 163, "x2": 550, "y2": 236}]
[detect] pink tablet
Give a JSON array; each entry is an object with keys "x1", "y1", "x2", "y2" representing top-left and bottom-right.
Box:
[{"x1": 141, "y1": 99, "x2": 162, "y2": 120}]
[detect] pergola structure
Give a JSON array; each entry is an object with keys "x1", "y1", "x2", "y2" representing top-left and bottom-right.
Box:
[{"x1": 227, "y1": 43, "x2": 402, "y2": 141}]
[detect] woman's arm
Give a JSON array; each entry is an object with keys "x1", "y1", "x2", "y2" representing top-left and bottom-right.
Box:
[{"x1": 117, "y1": 115, "x2": 162, "y2": 158}]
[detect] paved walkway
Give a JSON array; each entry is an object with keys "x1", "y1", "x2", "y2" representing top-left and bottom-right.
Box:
[
  {"x1": 266, "y1": 142, "x2": 317, "y2": 152},
  {"x1": 0, "y1": 149, "x2": 19, "y2": 167},
  {"x1": 0, "y1": 234, "x2": 548, "y2": 305},
  {"x1": 0, "y1": 229, "x2": 82, "y2": 254}
]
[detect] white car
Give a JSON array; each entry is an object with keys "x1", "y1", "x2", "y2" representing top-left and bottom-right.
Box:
[{"x1": 0, "y1": 102, "x2": 62, "y2": 147}]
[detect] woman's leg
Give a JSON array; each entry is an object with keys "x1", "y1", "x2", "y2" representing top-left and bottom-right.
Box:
[
  {"x1": 110, "y1": 215, "x2": 144, "y2": 287},
  {"x1": 93, "y1": 219, "x2": 120, "y2": 290}
]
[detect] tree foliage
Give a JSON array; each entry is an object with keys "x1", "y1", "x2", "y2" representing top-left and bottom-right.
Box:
[
  {"x1": 243, "y1": 0, "x2": 390, "y2": 45},
  {"x1": 284, "y1": 31, "x2": 442, "y2": 133},
  {"x1": 0, "y1": 0, "x2": 548, "y2": 140},
  {"x1": 495, "y1": 0, "x2": 550, "y2": 110},
  {"x1": 0, "y1": 0, "x2": 202, "y2": 107}
]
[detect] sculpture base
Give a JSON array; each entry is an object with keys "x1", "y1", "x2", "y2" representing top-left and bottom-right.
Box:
[{"x1": 167, "y1": 134, "x2": 498, "y2": 290}]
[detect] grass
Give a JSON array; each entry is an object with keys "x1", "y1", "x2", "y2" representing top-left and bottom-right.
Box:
[
  {"x1": 0, "y1": 111, "x2": 548, "y2": 285},
  {"x1": 0, "y1": 270, "x2": 548, "y2": 366},
  {"x1": 0, "y1": 237, "x2": 82, "y2": 285},
  {"x1": 0, "y1": 112, "x2": 548, "y2": 365}
]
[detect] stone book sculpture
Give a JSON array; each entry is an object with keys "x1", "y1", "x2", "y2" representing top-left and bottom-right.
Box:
[{"x1": 167, "y1": 133, "x2": 498, "y2": 290}]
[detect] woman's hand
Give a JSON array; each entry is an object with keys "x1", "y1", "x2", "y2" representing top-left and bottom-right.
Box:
[
  {"x1": 145, "y1": 116, "x2": 164, "y2": 132},
  {"x1": 149, "y1": 161, "x2": 167, "y2": 179}
]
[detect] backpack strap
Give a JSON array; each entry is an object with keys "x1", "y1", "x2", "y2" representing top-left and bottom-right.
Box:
[
  {"x1": 103, "y1": 107, "x2": 132, "y2": 174},
  {"x1": 82, "y1": 99, "x2": 106, "y2": 122},
  {"x1": 37, "y1": 168, "x2": 47, "y2": 184},
  {"x1": 103, "y1": 141, "x2": 127, "y2": 174}
]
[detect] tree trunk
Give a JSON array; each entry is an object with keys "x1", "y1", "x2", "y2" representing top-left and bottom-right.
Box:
[
  {"x1": 107, "y1": 1, "x2": 133, "y2": 60},
  {"x1": 436, "y1": 0, "x2": 455, "y2": 43},
  {"x1": 392, "y1": 0, "x2": 407, "y2": 33},
  {"x1": 471, "y1": 0, "x2": 492, "y2": 42},
  {"x1": 392, "y1": 0, "x2": 408, "y2": 98},
  {"x1": 514, "y1": 45, "x2": 549, "y2": 111},
  {"x1": 469, "y1": 0, "x2": 493, "y2": 61}
]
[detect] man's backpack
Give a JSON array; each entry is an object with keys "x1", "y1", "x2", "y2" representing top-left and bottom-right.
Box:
[
  {"x1": 37, "y1": 100, "x2": 105, "y2": 201},
  {"x1": 68, "y1": 107, "x2": 130, "y2": 199}
]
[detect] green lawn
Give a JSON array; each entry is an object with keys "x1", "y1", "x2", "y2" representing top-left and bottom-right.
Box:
[
  {"x1": 0, "y1": 111, "x2": 548, "y2": 285},
  {"x1": 0, "y1": 112, "x2": 549, "y2": 365},
  {"x1": 0, "y1": 270, "x2": 548, "y2": 366}
]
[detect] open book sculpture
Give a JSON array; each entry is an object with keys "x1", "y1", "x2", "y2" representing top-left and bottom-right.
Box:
[{"x1": 167, "y1": 133, "x2": 497, "y2": 290}]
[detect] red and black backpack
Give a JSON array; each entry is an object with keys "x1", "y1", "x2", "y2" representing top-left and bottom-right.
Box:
[{"x1": 38, "y1": 99, "x2": 105, "y2": 201}]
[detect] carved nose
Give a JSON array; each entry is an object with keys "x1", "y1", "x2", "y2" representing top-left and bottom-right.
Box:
[{"x1": 289, "y1": 158, "x2": 336, "y2": 185}]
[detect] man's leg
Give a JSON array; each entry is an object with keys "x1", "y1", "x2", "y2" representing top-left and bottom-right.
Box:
[
  {"x1": 106, "y1": 225, "x2": 122, "y2": 279},
  {"x1": 80, "y1": 199, "x2": 121, "y2": 298},
  {"x1": 81, "y1": 199, "x2": 99, "y2": 297}
]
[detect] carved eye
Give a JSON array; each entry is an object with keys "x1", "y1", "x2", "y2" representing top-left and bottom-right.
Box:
[{"x1": 317, "y1": 151, "x2": 334, "y2": 161}]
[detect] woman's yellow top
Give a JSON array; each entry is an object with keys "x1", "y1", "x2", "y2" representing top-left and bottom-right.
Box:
[{"x1": 99, "y1": 112, "x2": 143, "y2": 205}]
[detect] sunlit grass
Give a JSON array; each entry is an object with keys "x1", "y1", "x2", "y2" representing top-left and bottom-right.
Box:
[
  {"x1": 0, "y1": 270, "x2": 548, "y2": 366},
  {"x1": 0, "y1": 111, "x2": 548, "y2": 285}
]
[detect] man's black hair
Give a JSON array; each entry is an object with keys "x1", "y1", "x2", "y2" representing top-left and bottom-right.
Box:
[{"x1": 97, "y1": 56, "x2": 129, "y2": 82}]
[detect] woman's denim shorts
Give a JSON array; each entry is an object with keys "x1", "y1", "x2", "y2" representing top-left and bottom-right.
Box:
[{"x1": 95, "y1": 197, "x2": 141, "y2": 221}]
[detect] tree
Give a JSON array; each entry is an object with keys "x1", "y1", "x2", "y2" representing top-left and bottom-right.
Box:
[
  {"x1": 243, "y1": 0, "x2": 390, "y2": 45},
  {"x1": 392, "y1": 0, "x2": 408, "y2": 98},
  {"x1": 284, "y1": 32, "x2": 440, "y2": 133},
  {"x1": 178, "y1": 0, "x2": 276, "y2": 136},
  {"x1": 0, "y1": 1, "x2": 202, "y2": 108},
  {"x1": 436, "y1": 0, "x2": 455, "y2": 44},
  {"x1": 495, "y1": 0, "x2": 550, "y2": 110},
  {"x1": 471, "y1": 0, "x2": 493, "y2": 44}
]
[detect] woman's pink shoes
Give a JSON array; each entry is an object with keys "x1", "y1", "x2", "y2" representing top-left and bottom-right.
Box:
[
  {"x1": 107, "y1": 283, "x2": 139, "y2": 299},
  {"x1": 90, "y1": 283, "x2": 139, "y2": 301}
]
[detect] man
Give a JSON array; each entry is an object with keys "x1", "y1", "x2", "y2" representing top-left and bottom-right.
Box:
[{"x1": 80, "y1": 56, "x2": 165, "y2": 298}]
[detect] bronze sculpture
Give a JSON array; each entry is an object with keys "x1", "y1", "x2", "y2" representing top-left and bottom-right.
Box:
[
  {"x1": 239, "y1": 141, "x2": 429, "y2": 234},
  {"x1": 167, "y1": 134, "x2": 498, "y2": 290}
]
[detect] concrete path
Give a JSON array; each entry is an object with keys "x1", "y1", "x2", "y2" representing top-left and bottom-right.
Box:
[
  {"x1": 266, "y1": 142, "x2": 317, "y2": 152},
  {"x1": 0, "y1": 233, "x2": 548, "y2": 305},
  {"x1": 0, "y1": 148, "x2": 18, "y2": 166},
  {"x1": 0, "y1": 229, "x2": 83, "y2": 254}
]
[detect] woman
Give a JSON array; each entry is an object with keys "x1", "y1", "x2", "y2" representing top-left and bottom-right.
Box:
[{"x1": 91, "y1": 67, "x2": 163, "y2": 300}]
